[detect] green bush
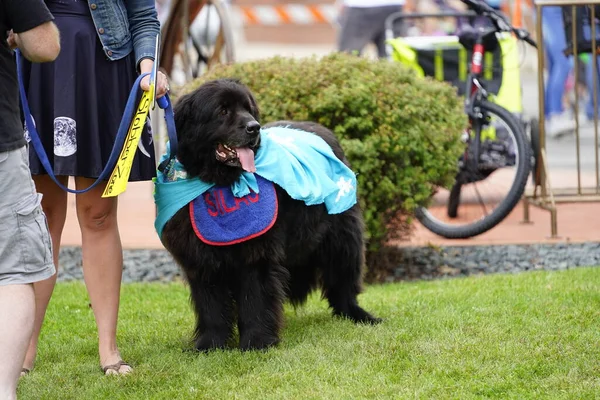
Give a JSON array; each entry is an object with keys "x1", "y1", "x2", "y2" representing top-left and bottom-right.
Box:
[{"x1": 180, "y1": 53, "x2": 466, "y2": 256}]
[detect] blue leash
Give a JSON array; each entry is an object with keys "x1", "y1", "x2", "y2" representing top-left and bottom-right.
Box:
[
  {"x1": 16, "y1": 49, "x2": 177, "y2": 194},
  {"x1": 157, "y1": 90, "x2": 177, "y2": 171}
]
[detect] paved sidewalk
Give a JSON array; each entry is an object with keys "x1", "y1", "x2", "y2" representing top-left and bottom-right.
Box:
[
  {"x1": 59, "y1": 40, "x2": 600, "y2": 249},
  {"x1": 59, "y1": 179, "x2": 600, "y2": 249},
  {"x1": 402, "y1": 202, "x2": 600, "y2": 247}
]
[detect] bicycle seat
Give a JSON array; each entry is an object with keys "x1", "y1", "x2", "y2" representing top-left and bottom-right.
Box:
[{"x1": 457, "y1": 25, "x2": 499, "y2": 52}]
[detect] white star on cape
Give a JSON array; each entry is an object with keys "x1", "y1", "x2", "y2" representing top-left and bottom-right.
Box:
[{"x1": 335, "y1": 177, "x2": 354, "y2": 202}]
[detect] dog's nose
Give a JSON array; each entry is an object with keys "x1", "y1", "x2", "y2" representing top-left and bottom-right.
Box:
[{"x1": 246, "y1": 121, "x2": 261, "y2": 136}]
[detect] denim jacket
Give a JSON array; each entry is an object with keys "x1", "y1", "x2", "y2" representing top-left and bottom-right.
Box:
[{"x1": 88, "y1": 0, "x2": 160, "y2": 68}]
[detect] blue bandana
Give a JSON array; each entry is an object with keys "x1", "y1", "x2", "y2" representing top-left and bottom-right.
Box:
[
  {"x1": 190, "y1": 175, "x2": 278, "y2": 245},
  {"x1": 154, "y1": 126, "x2": 358, "y2": 240}
]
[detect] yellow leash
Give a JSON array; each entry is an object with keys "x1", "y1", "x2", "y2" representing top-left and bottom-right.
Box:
[{"x1": 102, "y1": 81, "x2": 155, "y2": 197}]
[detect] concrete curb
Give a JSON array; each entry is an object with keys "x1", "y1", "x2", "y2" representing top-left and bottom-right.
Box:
[{"x1": 57, "y1": 241, "x2": 600, "y2": 284}]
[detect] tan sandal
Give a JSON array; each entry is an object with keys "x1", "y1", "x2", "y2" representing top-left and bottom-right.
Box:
[
  {"x1": 20, "y1": 368, "x2": 31, "y2": 377},
  {"x1": 101, "y1": 360, "x2": 132, "y2": 376}
]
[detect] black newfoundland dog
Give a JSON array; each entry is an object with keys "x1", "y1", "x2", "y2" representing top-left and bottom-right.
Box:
[{"x1": 160, "y1": 78, "x2": 380, "y2": 352}]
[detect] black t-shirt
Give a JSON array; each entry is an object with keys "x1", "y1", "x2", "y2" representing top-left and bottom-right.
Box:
[{"x1": 0, "y1": 0, "x2": 53, "y2": 152}]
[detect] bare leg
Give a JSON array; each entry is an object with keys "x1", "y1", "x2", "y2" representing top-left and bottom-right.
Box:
[
  {"x1": 22, "y1": 175, "x2": 68, "y2": 372},
  {"x1": 0, "y1": 284, "x2": 35, "y2": 400},
  {"x1": 75, "y1": 177, "x2": 131, "y2": 375}
]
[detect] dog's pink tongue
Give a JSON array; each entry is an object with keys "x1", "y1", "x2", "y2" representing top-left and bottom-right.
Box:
[{"x1": 236, "y1": 147, "x2": 256, "y2": 172}]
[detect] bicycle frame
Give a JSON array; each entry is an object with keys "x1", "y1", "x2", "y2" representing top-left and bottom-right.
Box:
[
  {"x1": 464, "y1": 33, "x2": 495, "y2": 169},
  {"x1": 464, "y1": 49, "x2": 489, "y2": 116}
]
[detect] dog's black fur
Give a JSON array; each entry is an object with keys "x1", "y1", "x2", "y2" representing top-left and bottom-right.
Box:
[{"x1": 161, "y1": 78, "x2": 380, "y2": 352}]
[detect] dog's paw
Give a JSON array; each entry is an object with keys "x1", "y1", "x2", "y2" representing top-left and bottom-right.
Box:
[
  {"x1": 194, "y1": 335, "x2": 228, "y2": 352},
  {"x1": 359, "y1": 314, "x2": 383, "y2": 325},
  {"x1": 335, "y1": 307, "x2": 382, "y2": 325},
  {"x1": 345, "y1": 313, "x2": 383, "y2": 325},
  {"x1": 239, "y1": 334, "x2": 280, "y2": 351}
]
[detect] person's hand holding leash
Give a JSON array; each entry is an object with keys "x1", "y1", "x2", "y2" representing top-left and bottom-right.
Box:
[
  {"x1": 7, "y1": 30, "x2": 16, "y2": 49},
  {"x1": 139, "y1": 58, "x2": 169, "y2": 98}
]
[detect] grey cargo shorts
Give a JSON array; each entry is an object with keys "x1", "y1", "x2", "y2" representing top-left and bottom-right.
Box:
[{"x1": 0, "y1": 146, "x2": 55, "y2": 285}]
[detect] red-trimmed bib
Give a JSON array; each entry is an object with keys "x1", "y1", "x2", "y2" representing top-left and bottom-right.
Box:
[{"x1": 189, "y1": 175, "x2": 278, "y2": 246}]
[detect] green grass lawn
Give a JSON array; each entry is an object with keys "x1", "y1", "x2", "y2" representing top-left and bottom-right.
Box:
[{"x1": 18, "y1": 267, "x2": 600, "y2": 399}]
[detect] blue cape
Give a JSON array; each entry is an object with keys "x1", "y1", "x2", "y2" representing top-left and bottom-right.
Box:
[{"x1": 153, "y1": 126, "x2": 358, "y2": 238}]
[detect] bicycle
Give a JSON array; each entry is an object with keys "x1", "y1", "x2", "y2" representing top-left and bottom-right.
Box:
[{"x1": 386, "y1": 0, "x2": 538, "y2": 239}]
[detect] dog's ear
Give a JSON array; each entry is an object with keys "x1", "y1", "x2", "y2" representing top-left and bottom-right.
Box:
[
  {"x1": 248, "y1": 91, "x2": 261, "y2": 123},
  {"x1": 173, "y1": 92, "x2": 199, "y2": 141}
]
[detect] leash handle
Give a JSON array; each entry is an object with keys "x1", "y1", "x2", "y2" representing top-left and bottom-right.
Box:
[
  {"x1": 16, "y1": 49, "x2": 149, "y2": 194},
  {"x1": 156, "y1": 93, "x2": 178, "y2": 173},
  {"x1": 157, "y1": 96, "x2": 168, "y2": 109}
]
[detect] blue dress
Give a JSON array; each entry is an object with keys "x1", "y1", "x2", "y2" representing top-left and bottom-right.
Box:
[{"x1": 21, "y1": 0, "x2": 156, "y2": 181}]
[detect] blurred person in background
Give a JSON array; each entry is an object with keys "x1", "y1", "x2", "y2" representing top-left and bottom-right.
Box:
[
  {"x1": 337, "y1": 0, "x2": 415, "y2": 58},
  {"x1": 540, "y1": 5, "x2": 576, "y2": 136}
]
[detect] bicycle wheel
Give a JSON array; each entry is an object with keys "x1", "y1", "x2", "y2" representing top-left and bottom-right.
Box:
[
  {"x1": 415, "y1": 100, "x2": 531, "y2": 239},
  {"x1": 188, "y1": 0, "x2": 235, "y2": 78},
  {"x1": 160, "y1": 0, "x2": 235, "y2": 87}
]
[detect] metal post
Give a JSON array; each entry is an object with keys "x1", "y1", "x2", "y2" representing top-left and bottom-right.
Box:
[
  {"x1": 536, "y1": 3, "x2": 547, "y2": 198},
  {"x1": 592, "y1": 6, "x2": 600, "y2": 193},
  {"x1": 550, "y1": 208, "x2": 558, "y2": 237},
  {"x1": 521, "y1": 197, "x2": 532, "y2": 223}
]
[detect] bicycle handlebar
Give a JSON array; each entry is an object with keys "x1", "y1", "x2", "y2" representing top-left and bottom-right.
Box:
[
  {"x1": 460, "y1": 0, "x2": 501, "y2": 17},
  {"x1": 518, "y1": 29, "x2": 537, "y2": 48},
  {"x1": 459, "y1": 0, "x2": 537, "y2": 48}
]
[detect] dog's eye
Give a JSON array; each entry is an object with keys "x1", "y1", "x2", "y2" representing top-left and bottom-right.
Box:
[{"x1": 219, "y1": 108, "x2": 228, "y2": 116}]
